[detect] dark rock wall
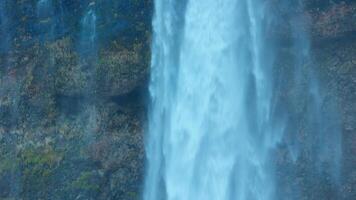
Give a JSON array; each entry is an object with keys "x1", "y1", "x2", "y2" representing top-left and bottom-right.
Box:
[
  {"x1": 272, "y1": 38, "x2": 356, "y2": 200},
  {"x1": 270, "y1": 0, "x2": 356, "y2": 44},
  {"x1": 0, "y1": 0, "x2": 152, "y2": 199},
  {"x1": 271, "y1": 1, "x2": 356, "y2": 199},
  {"x1": 314, "y1": 37, "x2": 356, "y2": 200},
  {"x1": 0, "y1": 0, "x2": 354, "y2": 200},
  {"x1": 308, "y1": 2, "x2": 355, "y2": 199}
]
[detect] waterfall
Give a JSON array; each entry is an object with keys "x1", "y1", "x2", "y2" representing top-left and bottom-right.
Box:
[
  {"x1": 78, "y1": 2, "x2": 98, "y2": 89},
  {"x1": 145, "y1": 0, "x2": 278, "y2": 199},
  {"x1": 78, "y1": 2, "x2": 98, "y2": 142},
  {"x1": 80, "y1": 4, "x2": 97, "y2": 59},
  {"x1": 144, "y1": 0, "x2": 342, "y2": 200}
]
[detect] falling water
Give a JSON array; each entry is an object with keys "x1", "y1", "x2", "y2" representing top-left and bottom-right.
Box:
[
  {"x1": 79, "y1": 3, "x2": 97, "y2": 60},
  {"x1": 145, "y1": 0, "x2": 279, "y2": 199},
  {"x1": 144, "y1": 0, "x2": 341, "y2": 200},
  {"x1": 78, "y1": 2, "x2": 98, "y2": 96},
  {"x1": 78, "y1": 2, "x2": 98, "y2": 142}
]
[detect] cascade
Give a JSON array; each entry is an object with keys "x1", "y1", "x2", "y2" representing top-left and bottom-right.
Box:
[
  {"x1": 79, "y1": 4, "x2": 97, "y2": 59},
  {"x1": 78, "y1": 2, "x2": 98, "y2": 141},
  {"x1": 144, "y1": 0, "x2": 342, "y2": 200}
]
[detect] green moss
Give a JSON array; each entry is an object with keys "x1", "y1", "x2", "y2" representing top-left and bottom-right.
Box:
[
  {"x1": 127, "y1": 191, "x2": 139, "y2": 199},
  {"x1": 72, "y1": 171, "x2": 100, "y2": 191},
  {"x1": 0, "y1": 157, "x2": 18, "y2": 174},
  {"x1": 95, "y1": 41, "x2": 148, "y2": 96},
  {"x1": 22, "y1": 148, "x2": 60, "y2": 167},
  {"x1": 19, "y1": 146, "x2": 63, "y2": 187}
]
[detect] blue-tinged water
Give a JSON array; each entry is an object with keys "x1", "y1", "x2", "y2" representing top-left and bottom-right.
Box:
[
  {"x1": 79, "y1": 3, "x2": 97, "y2": 60},
  {"x1": 144, "y1": 1, "x2": 342, "y2": 200}
]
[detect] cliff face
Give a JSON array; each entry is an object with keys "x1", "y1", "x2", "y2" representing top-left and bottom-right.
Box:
[
  {"x1": 270, "y1": 1, "x2": 356, "y2": 199},
  {"x1": 270, "y1": 0, "x2": 356, "y2": 42},
  {"x1": 0, "y1": 0, "x2": 152, "y2": 199},
  {"x1": 315, "y1": 39, "x2": 356, "y2": 199},
  {"x1": 0, "y1": 0, "x2": 355, "y2": 200}
]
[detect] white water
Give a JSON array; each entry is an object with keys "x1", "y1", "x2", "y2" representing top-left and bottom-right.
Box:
[
  {"x1": 144, "y1": 0, "x2": 342, "y2": 200},
  {"x1": 145, "y1": 0, "x2": 282, "y2": 199}
]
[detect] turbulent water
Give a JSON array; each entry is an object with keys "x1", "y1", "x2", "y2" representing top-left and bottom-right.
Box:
[{"x1": 144, "y1": 0, "x2": 341, "y2": 200}]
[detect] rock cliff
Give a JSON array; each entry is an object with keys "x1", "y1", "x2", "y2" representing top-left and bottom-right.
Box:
[{"x1": 0, "y1": 0, "x2": 354, "y2": 199}]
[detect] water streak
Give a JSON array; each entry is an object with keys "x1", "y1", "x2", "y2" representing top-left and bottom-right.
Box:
[
  {"x1": 78, "y1": 2, "x2": 98, "y2": 142},
  {"x1": 79, "y1": 4, "x2": 97, "y2": 59}
]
